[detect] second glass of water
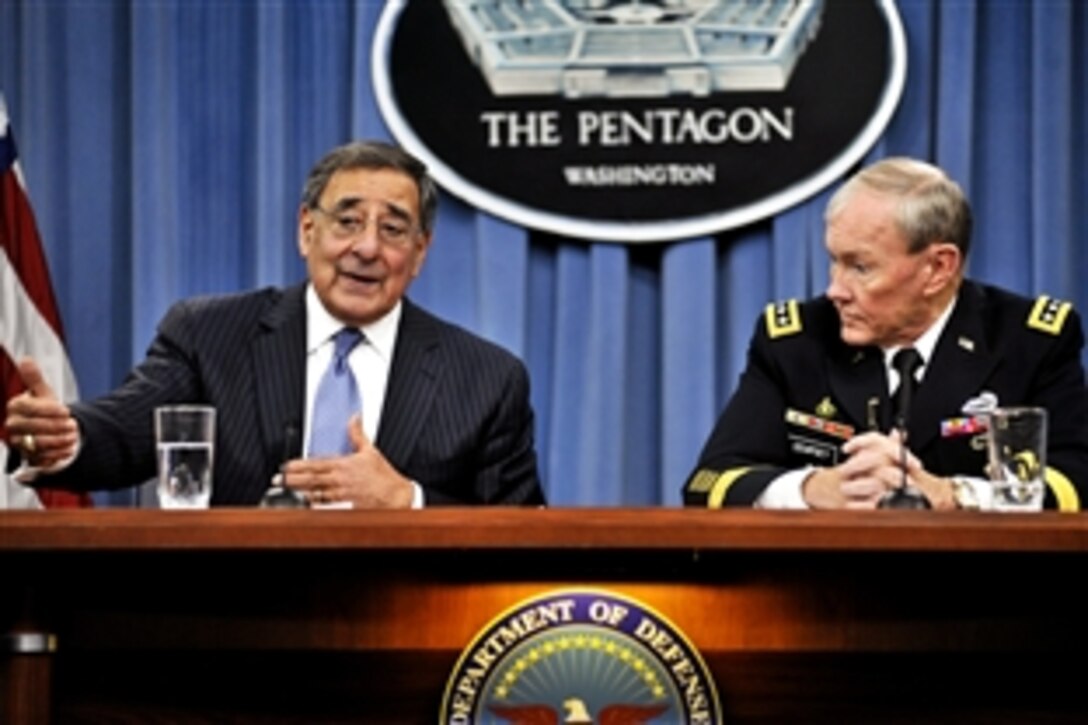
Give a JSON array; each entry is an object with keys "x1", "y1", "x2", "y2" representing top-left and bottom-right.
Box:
[{"x1": 155, "y1": 405, "x2": 216, "y2": 509}]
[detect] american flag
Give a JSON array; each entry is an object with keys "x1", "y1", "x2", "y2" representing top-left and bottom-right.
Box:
[{"x1": 1, "y1": 94, "x2": 90, "y2": 508}]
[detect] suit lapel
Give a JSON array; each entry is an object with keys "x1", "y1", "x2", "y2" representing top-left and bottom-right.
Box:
[
  {"x1": 252, "y1": 285, "x2": 307, "y2": 464},
  {"x1": 910, "y1": 284, "x2": 997, "y2": 450},
  {"x1": 375, "y1": 299, "x2": 440, "y2": 468},
  {"x1": 826, "y1": 345, "x2": 889, "y2": 433}
]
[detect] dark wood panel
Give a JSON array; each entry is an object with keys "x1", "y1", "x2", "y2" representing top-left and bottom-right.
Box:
[
  {"x1": 49, "y1": 651, "x2": 1086, "y2": 724},
  {"x1": 9, "y1": 549, "x2": 1084, "y2": 653}
]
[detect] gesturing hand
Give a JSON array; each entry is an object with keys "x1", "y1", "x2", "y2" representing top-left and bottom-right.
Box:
[
  {"x1": 283, "y1": 415, "x2": 414, "y2": 508},
  {"x1": 4, "y1": 358, "x2": 80, "y2": 469}
]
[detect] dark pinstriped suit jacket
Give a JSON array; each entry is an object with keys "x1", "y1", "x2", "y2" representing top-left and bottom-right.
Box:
[{"x1": 37, "y1": 284, "x2": 545, "y2": 506}]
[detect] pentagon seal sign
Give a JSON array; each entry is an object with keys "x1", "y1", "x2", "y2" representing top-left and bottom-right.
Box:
[
  {"x1": 440, "y1": 588, "x2": 722, "y2": 723},
  {"x1": 373, "y1": 0, "x2": 906, "y2": 242}
]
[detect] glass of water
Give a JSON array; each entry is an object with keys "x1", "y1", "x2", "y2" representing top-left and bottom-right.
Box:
[
  {"x1": 985, "y1": 406, "x2": 1047, "y2": 512},
  {"x1": 155, "y1": 405, "x2": 216, "y2": 509}
]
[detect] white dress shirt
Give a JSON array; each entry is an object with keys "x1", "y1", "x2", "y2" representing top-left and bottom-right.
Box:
[{"x1": 304, "y1": 286, "x2": 423, "y2": 508}]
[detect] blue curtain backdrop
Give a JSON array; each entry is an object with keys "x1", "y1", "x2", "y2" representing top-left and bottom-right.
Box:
[{"x1": 1, "y1": 1, "x2": 1085, "y2": 507}]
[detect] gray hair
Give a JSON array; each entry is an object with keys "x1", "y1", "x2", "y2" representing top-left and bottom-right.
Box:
[
  {"x1": 300, "y1": 140, "x2": 439, "y2": 236},
  {"x1": 826, "y1": 157, "x2": 972, "y2": 257}
]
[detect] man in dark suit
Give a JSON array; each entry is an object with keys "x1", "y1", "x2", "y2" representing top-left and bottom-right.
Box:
[
  {"x1": 684, "y1": 157, "x2": 1088, "y2": 512},
  {"x1": 5, "y1": 141, "x2": 544, "y2": 507}
]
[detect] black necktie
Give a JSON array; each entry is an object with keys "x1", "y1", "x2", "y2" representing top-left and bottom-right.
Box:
[
  {"x1": 891, "y1": 347, "x2": 923, "y2": 429},
  {"x1": 878, "y1": 347, "x2": 933, "y2": 510}
]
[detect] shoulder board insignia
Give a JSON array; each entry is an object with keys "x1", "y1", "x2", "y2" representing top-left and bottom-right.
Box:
[
  {"x1": 1027, "y1": 295, "x2": 1072, "y2": 336},
  {"x1": 765, "y1": 300, "x2": 802, "y2": 339}
]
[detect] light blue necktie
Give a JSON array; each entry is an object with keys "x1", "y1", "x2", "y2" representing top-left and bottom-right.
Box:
[{"x1": 308, "y1": 327, "x2": 363, "y2": 457}]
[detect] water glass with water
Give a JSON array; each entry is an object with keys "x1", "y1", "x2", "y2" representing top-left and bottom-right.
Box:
[
  {"x1": 155, "y1": 405, "x2": 216, "y2": 509},
  {"x1": 985, "y1": 406, "x2": 1046, "y2": 512}
]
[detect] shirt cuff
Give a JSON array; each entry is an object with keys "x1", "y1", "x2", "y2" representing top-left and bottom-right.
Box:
[
  {"x1": 410, "y1": 480, "x2": 424, "y2": 509},
  {"x1": 755, "y1": 467, "x2": 812, "y2": 510}
]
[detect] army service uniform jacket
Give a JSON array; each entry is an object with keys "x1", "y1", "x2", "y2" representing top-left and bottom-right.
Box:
[{"x1": 684, "y1": 281, "x2": 1088, "y2": 511}]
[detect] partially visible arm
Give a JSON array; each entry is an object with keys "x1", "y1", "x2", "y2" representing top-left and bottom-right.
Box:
[
  {"x1": 14, "y1": 300, "x2": 205, "y2": 492},
  {"x1": 684, "y1": 321, "x2": 799, "y2": 508}
]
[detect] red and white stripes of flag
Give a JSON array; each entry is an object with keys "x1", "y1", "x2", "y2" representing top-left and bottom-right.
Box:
[{"x1": 0, "y1": 94, "x2": 89, "y2": 508}]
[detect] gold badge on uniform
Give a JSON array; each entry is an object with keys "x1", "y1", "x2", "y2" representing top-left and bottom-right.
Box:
[{"x1": 815, "y1": 397, "x2": 837, "y2": 419}]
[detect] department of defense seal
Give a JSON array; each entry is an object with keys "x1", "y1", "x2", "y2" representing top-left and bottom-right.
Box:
[{"x1": 440, "y1": 588, "x2": 723, "y2": 723}]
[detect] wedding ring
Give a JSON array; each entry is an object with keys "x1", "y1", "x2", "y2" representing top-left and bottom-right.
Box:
[{"x1": 22, "y1": 434, "x2": 36, "y2": 453}]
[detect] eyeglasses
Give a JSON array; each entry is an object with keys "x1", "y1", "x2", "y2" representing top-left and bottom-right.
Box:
[{"x1": 311, "y1": 206, "x2": 419, "y2": 248}]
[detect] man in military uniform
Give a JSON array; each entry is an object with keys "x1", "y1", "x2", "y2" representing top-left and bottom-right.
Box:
[{"x1": 685, "y1": 157, "x2": 1088, "y2": 511}]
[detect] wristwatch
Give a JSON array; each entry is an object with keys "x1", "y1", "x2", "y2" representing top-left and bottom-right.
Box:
[{"x1": 949, "y1": 477, "x2": 981, "y2": 511}]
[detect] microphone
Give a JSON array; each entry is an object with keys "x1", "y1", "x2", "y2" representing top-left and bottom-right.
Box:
[
  {"x1": 878, "y1": 348, "x2": 931, "y2": 510},
  {"x1": 259, "y1": 422, "x2": 309, "y2": 508}
]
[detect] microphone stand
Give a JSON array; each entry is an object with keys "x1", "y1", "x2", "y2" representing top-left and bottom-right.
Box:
[
  {"x1": 259, "y1": 423, "x2": 310, "y2": 508},
  {"x1": 878, "y1": 354, "x2": 931, "y2": 510},
  {"x1": 878, "y1": 430, "x2": 931, "y2": 509}
]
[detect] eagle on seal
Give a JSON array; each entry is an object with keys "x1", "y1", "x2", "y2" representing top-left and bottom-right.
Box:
[{"x1": 490, "y1": 697, "x2": 668, "y2": 724}]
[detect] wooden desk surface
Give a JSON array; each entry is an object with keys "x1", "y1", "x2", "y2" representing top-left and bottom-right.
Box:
[{"x1": 3, "y1": 506, "x2": 1087, "y2": 552}]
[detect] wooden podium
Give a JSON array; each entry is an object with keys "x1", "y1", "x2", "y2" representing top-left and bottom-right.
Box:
[{"x1": 3, "y1": 508, "x2": 1087, "y2": 723}]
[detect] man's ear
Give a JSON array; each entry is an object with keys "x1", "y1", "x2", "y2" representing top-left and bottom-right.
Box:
[
  {"x1": 410, "y1": 232, "x2": 433, "y2": 278},
  {"x1": 923, "y1": 242, "x2": 962, "y2": 295},
  {"x1": 298, "y1": 207, "x2": 315, "y2": 257}
]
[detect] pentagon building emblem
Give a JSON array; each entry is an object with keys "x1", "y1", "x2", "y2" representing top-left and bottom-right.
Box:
[
  {"x1": 440, "y1": 589, "x2": 722, "y2": 723},
  {"x1": 443, "y1": 0, "x2": 825, "y2": 98}
]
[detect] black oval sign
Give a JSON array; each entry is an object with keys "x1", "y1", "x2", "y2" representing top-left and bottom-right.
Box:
[{"x1": 373, "y1": 0, "x2": 906, "y2": 242}]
